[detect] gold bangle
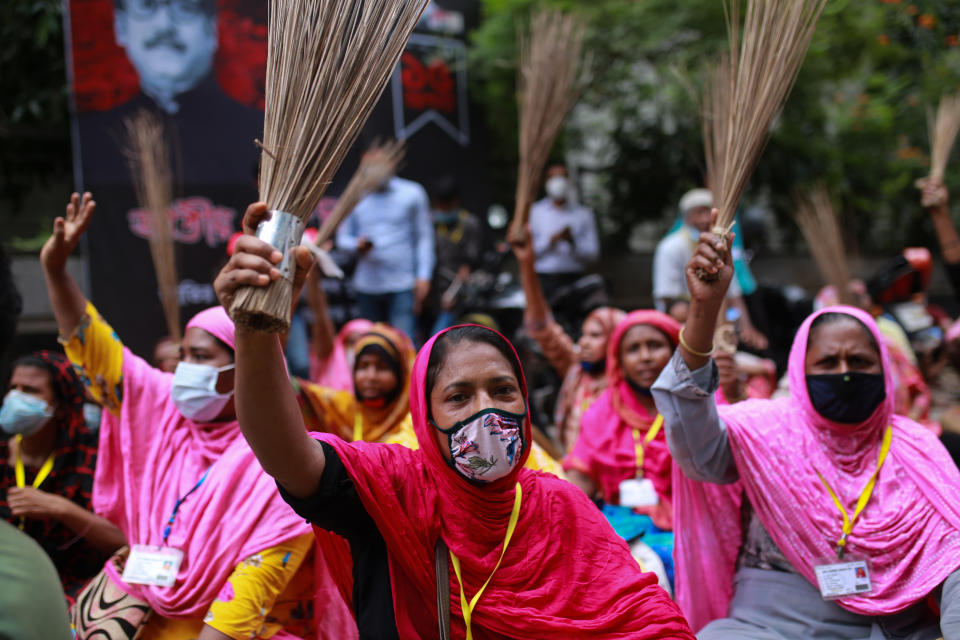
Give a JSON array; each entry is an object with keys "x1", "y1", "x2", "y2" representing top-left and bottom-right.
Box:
[{"x1": 679, "y1": 326, "x2": 715, "y2": 358}]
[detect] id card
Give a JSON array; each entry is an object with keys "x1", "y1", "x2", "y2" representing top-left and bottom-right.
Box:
[
  {"x1": 122, "y1": 545, "x2": 183, "y2": 587},
  {"x1": 619, "y1": 478, "x2": 660, "y2": 508},
  {"x1": 813, "y1": 555, "x2": 872, "y2": 600}
]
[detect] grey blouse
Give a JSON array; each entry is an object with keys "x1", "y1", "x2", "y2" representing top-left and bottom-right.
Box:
[{"x1": 651, "y1": 350, "x2": 959, "y2": 640}]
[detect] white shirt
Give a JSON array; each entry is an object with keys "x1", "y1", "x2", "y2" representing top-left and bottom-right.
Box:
[
  {"x1": 529, "y1": 198, "x2": 600, "y2": 274},
  {"x1": 652, "y1": 226, "x2": 740, "y2": 310}
]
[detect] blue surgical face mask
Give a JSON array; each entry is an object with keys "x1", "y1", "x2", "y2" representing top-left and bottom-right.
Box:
[
  {"x1": 626, "y1": 376, "x2": 653, "y2": 397},
  {"x1": 580, "y1": 358, "x2": 606, "y2": 374},
  {"x1": 433, "y1": 209, "x2": 459, "y2": 226},
  {"x1": 0, "y1": 389, "x2": 54, "y2": 436},
  {"x1": 806, "y1": 372, "x2": 886, "y2": 424}
]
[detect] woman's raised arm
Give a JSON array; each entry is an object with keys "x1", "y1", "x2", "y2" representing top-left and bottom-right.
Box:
[
  {"x1": 679, "y1": 209, "x2": 735, "y2": 370},
  {"x1": 214, "y1": 204, "x2": 326, "y2": 499},
  {"x1": 40, "y1": 192, "x2": 95, "y2": 337}
]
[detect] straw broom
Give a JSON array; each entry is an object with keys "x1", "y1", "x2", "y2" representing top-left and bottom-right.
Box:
[
  {"x1": 704, "y1": 0, "x2": 827, "y2": 245},
  {"x1": 920, "y1": 92, "x2": 960, "y2": 188},
  {"x1": 314, "y1": 140, "x2": 405, "y2": 247},
  {"x1": 230, "y1": 0, "x2": 429, "y2": 332},
  {"x1": 121, "y1": 110, "x2": 181, "y2": 342},
  {"x1": 794, "y1": 183, "x2": 853, "y2": 305},
  {"x1": 510, "y1": 10, "x2": 587, "y2": 236}
]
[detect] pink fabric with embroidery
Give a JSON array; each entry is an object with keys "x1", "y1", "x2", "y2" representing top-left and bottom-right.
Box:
[
  {"x1": 673, "y1": 305, "x2": 960, "y2": 631},
  {"x1": 93, "y1": 307, "x2": 311, "y2": 619},
  {"x1": 311, "y1": 324, "x2": 693, "y2": 638},
  {"x1": 309, "y1": 318, "x2": 374, "y2": 391}
]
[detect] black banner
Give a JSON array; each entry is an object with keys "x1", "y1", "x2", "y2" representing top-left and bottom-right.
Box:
[{"x1": 67, "y1": 0, "x2": 486, "y2": 358}]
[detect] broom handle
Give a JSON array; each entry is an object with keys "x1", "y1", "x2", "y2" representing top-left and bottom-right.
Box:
[{"x1": 510, "y1": 197, "x2": 533, "y2": 240}]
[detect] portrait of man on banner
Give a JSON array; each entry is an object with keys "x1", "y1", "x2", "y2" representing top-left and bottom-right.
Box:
[
  {"x1": 67, "y1": 0, "x2": 268, "y2": 357},
  {"x1": 112, "y1": 0, "x2": 219, "y2": 115},
  {"x1": 71, "y1": 0, "x2": 267, "y2": 186}
]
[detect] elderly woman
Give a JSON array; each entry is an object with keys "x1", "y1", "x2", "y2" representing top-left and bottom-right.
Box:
[
  {"x1": 42, "y1": 193, "x2": 316, "y2": 640},
  {"x1": 652, "y1": 213, "x2": 960, "y2": 638},
  {"x1": 0, "y1": 350, "x2": 125, "y2": 602},
  {"x1": 214, "y1": 203, "x2": 694, "y2": 639}
]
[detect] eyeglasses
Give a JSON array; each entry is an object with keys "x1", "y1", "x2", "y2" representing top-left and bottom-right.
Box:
[{"x1": 123, "y1": 0, "x2": 211, "y2": 22}]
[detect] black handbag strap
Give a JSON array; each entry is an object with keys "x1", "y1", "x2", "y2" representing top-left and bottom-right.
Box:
[{"x1": 435, "y1": 537, "x2": 451, "y2": 640}]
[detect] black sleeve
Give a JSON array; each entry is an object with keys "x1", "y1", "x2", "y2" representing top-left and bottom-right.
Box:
[
  {"x1": 277, "y1": 440, "x2": 400, "y2": 640},
  {"x1": 277, "y1": 441, "x2": 379, "y2": 541}
]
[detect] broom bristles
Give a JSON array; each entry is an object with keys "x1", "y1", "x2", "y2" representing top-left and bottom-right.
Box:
[
  {"x1": 231, "y1": 0, "x2": 429, "y2": 332},
  {"x1": 928, "y1": 92, "x2": 960, "y2": 183},
  {"x1": 315, "y1": 140, "x2": 405, "y2": 247},
  {"x1": 794, "y1": 183, "x2": 853, "y2": 305},
  {"x1": 708, "y1": 0, "x2": 827, "y2": 236},
  {"x1": 121, "y1": 110, "x2": 181, "y2": 342},
  {"x1": 511, "y1": 9, "x2": 587, "y2": 233}
]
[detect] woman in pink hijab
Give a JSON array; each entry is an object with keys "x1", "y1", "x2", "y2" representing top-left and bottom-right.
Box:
[
  {"x1": 41, "y1": 193, "x2": 316, "y2": 639},
  {"x1": 652, "y1": 216, "x2": 960, "y2": 637},
  {"x1": 564, "y1": 310, "x2": 680, "y2": 531},
  {"x1": 511, "y1": 225, "x2": 625, "y2": 452}
]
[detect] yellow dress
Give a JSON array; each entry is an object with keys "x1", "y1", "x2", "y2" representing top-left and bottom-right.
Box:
[{"x1": 63, "y1": 302, "x2": 316, "y2": 640}]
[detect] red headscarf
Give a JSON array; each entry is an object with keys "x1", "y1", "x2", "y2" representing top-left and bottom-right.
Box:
[
  {"x1": 566, "y1": 311, "x2": 681, "y2": 529},
  {"x1": 312, "y1": 325, "x2": 692, "y2": 638}
]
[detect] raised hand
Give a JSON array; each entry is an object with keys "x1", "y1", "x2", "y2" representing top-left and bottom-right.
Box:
[
  {"x1": 508, "y1": 223, "x2": 535, "y2": 265},
  {"x1": 41, "y1": 192, "x2": 95, "y2": 272},
  {"x1": 922, "y1": 179, "x2": 949, "y2": 209},
  {"x1": 685, "y1": 209, "x2": 734, "y2": 309},
  {"x1": 215, "y1": 202, "x2": 315, "y2": 314}
]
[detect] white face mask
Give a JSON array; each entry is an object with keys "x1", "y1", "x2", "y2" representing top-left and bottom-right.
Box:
[
  {"x1": 170, "y1": 362, "x2": 235, "y2": 423},
  {"x1": 545, "y1": 175, "x2": 569, "y2": 201},
  {"x1": 434, "y1": 408, "x2": 525, "y2": 484}
]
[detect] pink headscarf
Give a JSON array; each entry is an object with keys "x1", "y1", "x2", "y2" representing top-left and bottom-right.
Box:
[
  {"x1": 309, "y1": 318, "x2": 375, "y2": 390},
  {"x1": 674, "y1": 305, "x2": 960, "y2": 631},
  {"x1": 94, "y1": 307, "x2": 310, "y2": 618},
  {"x1": 565, "y1": 310, "x2": 680, "y2": 529},
  {"x1": 312, "y1": 325, "x2": 692, "y2": 638}
]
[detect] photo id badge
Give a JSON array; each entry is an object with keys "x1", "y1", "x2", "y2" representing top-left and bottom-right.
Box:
[
  {"x1": 619, "y1": 478, "x2": 660, "y2": 508},
  {"x1": 122, "y1": 545, "x2": 183, "y2": 587},
  {"x1": 813, "y1": 554, "x2": 873, "y2": 600}
]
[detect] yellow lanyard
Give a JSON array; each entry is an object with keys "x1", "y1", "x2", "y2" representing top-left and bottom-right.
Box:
[
  {"x1": 449, "y1": 482, "x2": 522, "y2": 640},
  {"x1": 631, "y1": 414, "x2": 664, "y2": 477},
  {"x1": 352, "y1": 411, "x2": 364, "y2": 442},
  {"x1": 816, "y1": 424, "x2": 892, "y2": 558},
  {"x1": 13, "y1": 434, "x2": 56, "y2": 530},
  {"x1": 438, "y1": 211, "x2": 466, "y2": 245}
]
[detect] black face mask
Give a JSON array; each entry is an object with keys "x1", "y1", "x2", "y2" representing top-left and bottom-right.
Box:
[
  {"x1": 626, "y1": 376, "x2": 653, "y2": 397},
  {"x1": 806, "y1": 373, "x2": 885, "y2": 424},
  {"x1": 580, "y1": 358, "x2": 606, "y2": 374}
]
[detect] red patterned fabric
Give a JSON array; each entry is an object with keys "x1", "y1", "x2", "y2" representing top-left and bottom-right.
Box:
[
  {"x1": 0, "y1": 350, "x2": 107, "y2": 602},
  {"x1": 313, "y1": 325, "x2": 693, "y2": 638}
]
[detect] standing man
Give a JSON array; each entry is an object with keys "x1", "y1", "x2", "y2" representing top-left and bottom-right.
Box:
[
  {"x1": 425, "y1": 175, "x2": 484, "y2": 335},
  {"x1": 336, "y1": 147, "x2": 434, "y2": 341},
  {"x1": 652, "y1": 188, "x2": 768, "y2": 350},
  {"x1": 528, "y1": 164, "x2": 600, "y2": 300}
]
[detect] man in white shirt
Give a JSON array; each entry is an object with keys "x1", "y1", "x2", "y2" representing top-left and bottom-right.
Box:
[
  {"x1": 653, "y1": 188, "x2": 768, "y2": 350},
  {"x1": 528, "y1": 164, "x2": 600, "y2": 300}
]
